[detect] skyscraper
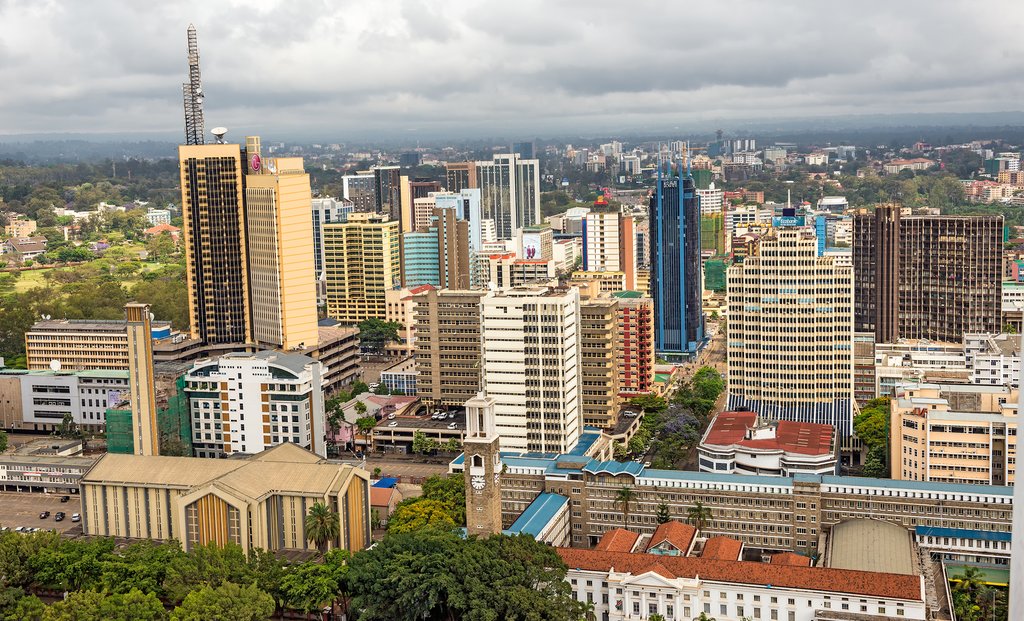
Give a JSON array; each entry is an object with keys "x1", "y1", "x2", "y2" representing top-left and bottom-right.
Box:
[
  {"x1": 582, "y1": 212, "x2": 637, "y2": 290},
  {"x1": 323, "y1": 213, "x2": 401, "y2": 323},
  {"x1": 179, "y1": 142, "x2": 250, "y2": 345},
  {"x1": 475, "y1": 154, "x2": 541, "y2": 240},
  {"x1": 413, "y1": 289, "x2": 485, "y2": 407},
  {"x1": 578, "y1": 294, "x2": 620, "y2": 428},
  {"x1": 311, "y1": 197, "x2": 352, "y2": 278},
  {"x1": 373, "y1": 165, "x2": 402, "y2": 220},
  {"x1": 445, "y1": 161, "x2": 477, "y2": 192},
  {"x1": 649, "y1": 169, "x2": 704, "y2": 360}
]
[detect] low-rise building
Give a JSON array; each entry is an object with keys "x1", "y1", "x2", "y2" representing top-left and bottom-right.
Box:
[
  {"x1": 25, "y1": 318, "x2": 175, "y2": 371},
  {"x1": 379, "y1": 357, "x2": 416, "y2": 395},
  {"x1": 0, "y1": 453, "x2": 97, "y2": 494},
  {"x1": 481, "y1": 253, "x2": 557, "y2": 288},
  {"x1": 4, "y1": 217, "x2": 37, "y2": 238},
  {"x1": 3, "y1": 236, "x2": 47, "y2": 263},
  {"x1": 698, "y1": 411, "x2": 838, "y2": 476},
  {"x1": 0, "y1": 368, "x2": 131, "y2": 432}
]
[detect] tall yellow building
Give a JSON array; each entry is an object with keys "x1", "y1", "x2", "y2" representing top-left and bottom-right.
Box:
[
  {"x1": 124, "y1": 303, "x2": 159, "y2": 456},
  {"x1": 323, "y1": 213, "x2": 401, "y2": 323},
  {"x1": 179, "y1": 143, "x2": 250, "y2": 345},
  {"x1": 243, "y1": 136, "x2": 319, "y2": 351}
]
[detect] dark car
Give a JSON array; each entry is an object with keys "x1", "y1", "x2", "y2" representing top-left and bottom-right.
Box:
[
  {"x1": 54, "y1": 512, "x2": 65, "y2": 522},
  {"x1": 59, "y1": 496, "x2": 70, "y2": 503},
  {"x1": 39, "y1": 511, "x2": 50, "y2": 519}
]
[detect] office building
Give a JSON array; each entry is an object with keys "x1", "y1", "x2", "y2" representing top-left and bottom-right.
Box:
[
  {"x1": 183, "y1": 350, "x2": 326, "y2": 458},
  {"x1": 890, "y1": 382, "x2": 1018, "y2": 486},
  {"x1": 475, "y1": 154, "x2": 541, "y2": 240},
  {"x1": 80, "y1": 443, "x2": 370, "y2": 553},
  {"x1": 727, "y1": 223, "x2": 855, "y2": 437},
  {"x1": 435, "y1": 189, "x2": 483, "y2": 250},
  {"x1": 25, "y1": 318, "x2": 173, "y2": 371},
  {"x1": 512, "y1": 141, "x2": 535, "y2": 160},
  {"x1": 179, "y1": 143, "x2": 250, "y2": 345},
  {"x1": 402, "y1": 230, "x2": 440, "y2": 287},
  {"x1": 402, "y1": 208, "x2": 472, "y2": 289},
  {"x1": 649, "y1": 171, "x2": 704, "y2": 360},
  {"x1": 307, "y1": 322, "x2": 361, "y2": 393},
  {"x1": 244, "y1": 141, "x2": 319, "y2": 351},
  {"x1": 341, "y1": 173, "x2": 375, "y2": 212},
  {"x1": 15, "y1": 369, "x2": 129, "y2": 432},
  {"x1": 311, "y1": 197, "x2": 353, "y2": 277},
  {"x1": 698, "y1": 411, "x2": 838, "y2": 476},
  {"x1": 578, "y1": 295, "x2": 620, "y2": 428},
  {"x1": 373, "y1": 166, "x2": 402, "y2": 220},
  {"x1": 481, "y1": 253, "x2": 556, "y2": 288},
  {"x1": 125, "y1": 303, "x2": 159, "y2": 456},
  {"x1": 582, "y1": 212, "x2": 637, "y2": 290},
  {"x1": 696, "y1": 183, "x2": 724, "y2": 215},
  {"x1": 480, "y1": 286, "x2": 581, "y2": 453},
  {"x1": 322, "y1": 213, "x2": 401, "y2": 323},
  {"x1": 445, "y1": 161, "x2": 477, "y2": 193},
  {"x1": 611, "y1": 291, "x2": 655, "y2": 395},
  {"x1": 412, "y1": 289, "x2": 485, "y2": 407},
  {"x1": 853, "y1": 206, "x2": 1002, "y2": 343},
  {"x1": 517, "y1": 225, "x2": 553, "y2": 260}
]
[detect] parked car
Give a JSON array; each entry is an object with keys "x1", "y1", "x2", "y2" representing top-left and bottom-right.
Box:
[
  {"x1": 59, "y1": 496, "x2": 70, "y2": 503},
  {"x1": 447, "y1": 422, "x2": 458, "y2": 429},
  {"x1": 387, "y1": 413, "x2": 396, "y2": 420},
  {"x1": 71, "y1": 513, "x2": 81, "y2": 523},
  {"x1": 387, "y1": 421, "x2": 398, "y2": 427},
  {"x1": 14, "y1": 527, "x2": 26, "y2": 533},
  {"x1": 39, "y1": 511, "x2": 50, "y2": 519},
  {"x1": 54, "y1": 512, "x2": 65, "y2": 522}
]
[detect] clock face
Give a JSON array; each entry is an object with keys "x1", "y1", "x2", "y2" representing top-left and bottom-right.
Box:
[
  {"x1": 471, "y1": 475, "x2": 485, "y2": 490},
  {"x1": 250, "y1": 153, "x2": 261, "y2": 172}
]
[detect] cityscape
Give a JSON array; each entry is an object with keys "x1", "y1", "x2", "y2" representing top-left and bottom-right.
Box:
[{"x1": 0, "y1": 3, "x2": 1023, "y2": 621}]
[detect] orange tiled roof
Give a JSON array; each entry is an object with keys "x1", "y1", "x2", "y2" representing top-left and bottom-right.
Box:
[
  {"x1": 769, "y1": 552, "x2": 812, "y2": 567},
  {"x1": 645, "y1": 521, "x2": 697, "y2": 553},
  {"x1": 594, "y1": 528, "x2": 640, "y2": 552},
  {"x1": 369, "y1": 487, "x2": 395, "y2": 507},
  {"x1": 555, "y1": 548, "x2": 922, "y2": 601},
  {"x1": 701, "y1": 536, "x2": 743, "y2": 561}
]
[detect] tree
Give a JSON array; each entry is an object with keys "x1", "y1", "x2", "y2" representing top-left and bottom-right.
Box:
[
  {"x1": 42, "y1": 589, "x2": 166, "y2": 621},
  {"x1": 411, "y1": 430, "x2": 439, "y2": 455},
  {"x1": 0, "y1": 430, "x2": 7, "y2": 454},
  {"x1": 388, "y1": 499, "x2": 457, "y2": 534},
  {"x1": 629, "y1": 394, "x2": 668, "y2": 414},
  {"x1": 854, "y1": 398, "x2": 890, "y2": 477},
  {"x1": 692, "y1": 613, "x2": 717, "y2": 621},
  {"x1": 57, "y1": 412, "x2": 81, "y2": 439},
  {"x1": 354, "y1": 400, "x2": 367, "y2": 416},
  {"x1": 171, "y1": 582, "x2": 275, "y2": 621},
  {"x1": 614, "y1": 486, "x2": 635, "y2": 525},
  {"x1": 357, "y1": 318, "x2": 402, "y2": 354},
  {"x1": 350, "y1": 380, "x2": 369, "y2": 396},
  {"x1": 686, "y1": 501, "x2": 713, "y2": 532},
  {"x1": 420, "y1": 473, "x2": 465, "y2": 525},
  {"x1": 304, "y1": 502, "x2": 341, "y2": 554},
  {"x1": 356, "y1": 416, "x2": 376, "y2": 449},
  {"x1": 655, "y1": 502, "x2": 671, "y2": 524},
  {"x1": 280, "y1": 561, "x2": 340, "y2": 619},
  {"x1": 5, "y1": 594, "x2": 44, "y2": 621},
  {"x1": 161, "y1": 542, "x2": 253, "y2": 603}
]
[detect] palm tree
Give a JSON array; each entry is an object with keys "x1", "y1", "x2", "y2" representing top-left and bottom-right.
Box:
[
  {"x1": 692, "y1": 613, "x2": 716, "y2": 621},
  {"x1": 356, "y1": 415, "x2": 376, "y2": 452},
  {"x1": 614, "y1": 486, "x2": 636, "y2": 525},
  {"x1": 304, "y1": 502, "x2": 341, "y2": 554},
  {"x1": 686, "y1": 501, "x2": 712, "y2": 533}
]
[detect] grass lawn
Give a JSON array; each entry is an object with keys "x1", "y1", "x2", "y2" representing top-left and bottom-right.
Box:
[{"x1": 10, "y1": 260, "x2": 170, "y2": 293}]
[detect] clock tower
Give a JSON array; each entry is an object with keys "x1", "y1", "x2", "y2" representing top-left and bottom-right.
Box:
[{"x1": 463, "y1": 392, "x2": 503, "y2": 535}]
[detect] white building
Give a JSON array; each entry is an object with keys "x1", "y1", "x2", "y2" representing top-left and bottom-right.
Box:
[
  {"x1": 434, "y1": 189, "x2": 482, "y2": 250},
  {"x1": 698, "y1": 411, "x2": 837, "y2": 476},
  {"x1": 183, "y1": 351, "x2": 326, "y2": 459},
  {"x1": 145, "y1": 208, "x2": 172, "y2": 226},
  {"x1": 696, "y1": 183, "x2": 724, "y2": 215},
  {"x1": 724, "y1": 205, "x2": 771, "y2": 244},
  {"x1": 553, "y1": 237, "x2": 582, "y2": 274},
  {"x1": 816, "y1": 196, "x2": 849, "y2": 213},
  {"x1": 17, "y1": 369, "x2": 130, "y2": 432},
  {"x1": 475, "y1": 154, "x2": 541, "y2": 240},
  {"x1": 727, "y1": 224, "x2": 855, "y2": 437},
  {"x1": 480, "y1": 286, "x2": 580, "y2": 453},
  {"x1": 582, "y1": 213, "x2": 636, "y2": 289}
]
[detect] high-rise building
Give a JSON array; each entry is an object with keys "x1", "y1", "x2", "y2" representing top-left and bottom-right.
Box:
[
  {"x1": 125, "y1": 303, "x2": 159, "y2": 456},
  {"x1": 512, "y1": 141, "x2": 535, "y2": 160},
  {"x1": 727, "y1": 223, "x2": 855, "y2": 437},
  {"x1": 413, "y1": 289, "x2": 485, "y2": 407},
  {"x1": 323, "y1": 213, "x2": 401, "y2": 323},
  {"x1": 482, "y1": 253, "x2": 557, "y2": 288},
  {"x1": 244, "y1": 140, "x2": 319, "y2": 351},
  {"x1": 578, "y1": 295, "x2": 620, "y2": 428},
  {"x1": 853, "y1": 206, "x2": 1003, "y2": 343},
  {"x1": 475, "y1": 154, "x2": 541, "y2": 240},
  {"x1": 311, "y1": 197, "x2": 352, "y2": 277},
  {"x1": 481, "y1": 286, "x2": 581, "y2": 453},
  {"x1": 582, "y1": 212, "x2": 636, "y2": 290},
  {"x1": 179, "y1": 142, "x2": 250, "y2": 345},
  {"x1": 184, "y1": 350, "x2": 326, "y2": 458},
  {"x1": 435, "y1": 189, "x2": 483, "y2": 251},
  {"x1": 373, "y1": 166, "x2": 402, "y2": 220},
  {"x1": 445, "y1": 161, "x2": 477, "y2": 193},
  {"x1": 342, "y1": 173, "x2": 376, "y2": 212},
  {"x1": 611, "y1": 291, "x2": 655, "y2": 395},
  {"x1": 649, "y1": 171, "x2": 704, "y2": 360},
  {"x1": 517, "y1": 225, "x2": 553, "y2": 261},
  {"x1": 696, "y1": 183, "x2": 724, "y2": 216},
  {"x1": 402, "y1": 208, "x2": 472, "y2": 289},
  {"x1": 25, "y1": 318, "x2": 173, "y2": 371}
]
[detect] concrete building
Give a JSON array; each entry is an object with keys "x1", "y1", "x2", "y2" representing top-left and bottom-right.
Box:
[
  {"x1": 4, "y1": 237, "x2": 47, "y2": 263},
  {"x1": 444, "y1": 161, "x2": 477, "y2": 193},
  {"x1": 0, "y1": 453, "x2": 96, "y2": 494},
  {"x1": 434, "y1": 189, "x2": 483, "y2": 252},
  {"x1": 308, "y1": 322, "x2": 360, "y2": 394},
  {"x1": 412, "y1": 289, "x2": 485, "y2": 407},
  {"x1": 553, "y1": 237, "x2": 582, "y2": 274},
  {"x1": 853, "y1": 206, "x2": 1002, "y2": 343},
  {"x1": 698, "y1": 411, "x2": 838, "y2": 476},
  {"x1": 125, "y1": 303, "x2": 159, "y2": 456},
  {"x1": 183, "y1": 350, "x2": 326, "y2": 459},
  {"x1": 25, "y1": 318, "x2": 173, "y2": 371},
  {"x1": 890, "y1": 382, "x2": 1018, "y2": 486},
  {"x1": 474, "y1": 154, "x2": 541, "y2": 240},
  {"x1": 463, "y1": 392, "x2": 504, "y2": 536},
  {"x1": 378, "y1": 357, "x2": 416, "y2": 395},
  {"x1": 518, "y1": 225, "x2": 553, "y2": 261},
  {"x1": 80, "y1": 443, "x2": 370, "y2": 553},
  {"x1": 372, "y1": 165, "x2": 402, "y2": 221},
  {"x1": 696, "y1": 183, "x2": 724, "y2": 215},
  {"x1": 15, "y1": 369, "x2": 129, "y2": 432},
  {"x1": 145, "y1": 208, "x2": 172, "y2": 225},
  {"x1": 341, "y1": 173, "x2": 375, "y2": 212},
  {"x1": 582, "y1": 212, "x2": 637, "y2": 290},
  {"x1": 322, "y1": 213, "x2": 401, "y2": 323},
  {"x1": 402, "y1": 207, "x2": 472, "y2": 289},
  {"x1": 612, "y1": 291, "x2": 655, "y2": 395},
  {"x1": 481, "y1": 286, "x2": 581, "y2": 453},
  {"x1": 727, "y1": 222, "x2": 855, "y2": 437},
  {"x1": 311, "y1": 197, "x2": 352, "y2": 278},
  {"x1": 4, "y1": 217, "x2": 37, "y2": 238},
  {"x1": 578, "y1": 295, "x2": 620, "y2": 428},
  {"x1": 179, "y1": 142, "x2": 250, "y2": 345},
  {"x1": 481, "y1": 253, "x2": 557, "y2": 288}
]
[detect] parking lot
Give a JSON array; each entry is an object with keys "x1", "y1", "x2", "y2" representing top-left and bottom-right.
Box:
[{"x1": 0, "y1": 492, "x2": 82, "y2": 533}]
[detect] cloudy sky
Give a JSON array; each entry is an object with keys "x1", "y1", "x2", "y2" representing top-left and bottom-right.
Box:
[{"x1": 0, "y1": 0, "x2": 1022, "y2": 140}]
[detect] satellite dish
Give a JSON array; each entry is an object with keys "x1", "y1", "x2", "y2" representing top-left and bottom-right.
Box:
[
  {"x1": 49, "y1": 359, "x2": 61, "y2": 372},
  {"x1": 150, "y1": 313, "x2": 155, "y2": 322},
  {"x1": 211, "y1": 127, "x2": 228, "y2": 143}
]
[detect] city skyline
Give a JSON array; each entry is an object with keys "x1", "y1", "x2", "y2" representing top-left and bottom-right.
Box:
[{"x1": 0, "y1": 1, "x2": 1022, "y2": 139}]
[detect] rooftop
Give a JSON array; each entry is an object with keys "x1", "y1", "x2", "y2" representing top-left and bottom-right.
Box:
[
  {"x1": 595, "y1": 528, "x2": 640, "y2": 553},
  {"x1": 769, "y1": 552, "x2": 812, "y2": 567},
  {"x1": 828, "y1": 519, "x2": 916, "y2": 575},
  {"x1": 700, "y1": 536, "x2": 743, "y2": 561},
  {"x1": 646, "y1": 521, "x2": 697, "y2": 553},
  {"x1": 702, "y1": 411, "x2": 835, "y2": 456},
  {"x1": 29, "y1": 318, "x2": 171, "y2": 332},
  {"x1": 504, "y1": 493, "x2": 568, "y2": 538}
]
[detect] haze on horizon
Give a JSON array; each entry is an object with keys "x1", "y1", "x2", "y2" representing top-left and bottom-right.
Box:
[{"x1": 1, "y1": 0, "x2": 1023, "y2": 142}]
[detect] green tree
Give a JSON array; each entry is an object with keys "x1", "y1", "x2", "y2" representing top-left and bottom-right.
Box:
[
  {"x1": 357, "y1": 318, "x2": 402, "y2": 354},
  {"x1": 131, "y1": 264, "x2": 189, "y2": 330},
  {"x1": 655, "y1": 502, "x2": 671, "y2": 524},
  {"x1": 5, "y1": 594, "x2": 45, "y2": 621},
  {"x1": 614, "y1": 486, "x2": 636, "y2": 525},
  {"x1": 686, "y1": 501, "x2": 713, "y2": 532},
  {"x1": 171, "y1": 581, "x2": 275, "y2": 621},
  {"x1": 304, "y1": 502, "x2": 341, "y2": 554},
  {"x1": 951, "y1": 566, "x2": 989, "y2": 621},
  {"x1": 161, "y1": 542, "x2": 252, "y2": 603},
  {"x1": 354, "y1": 400, "x2": 368, "y2": 416},
  {"x1": 42, "y1": 589, "x2": 166, "y2": 621},
  {"x1": 420, "y1": 473, "x2": 466, "y2": 525},
  {"x1": 854, "y1": 398, "x2": 890, "y2": 477},
  {"x1": 0, "y1": 430, "x2": 7, "y2": 453},
  {"x1": 411, "y1": 430, "x2": 439, "y2": 455},
  {"x1": 279, "y1": 560, "x2": 342, "y2": 619},
  {"x1": 388, "y1": 499, "x2": 457, "y2": 534},
  {"x1": 629, "y1": 394, "x2": 668, "y2": 414},
  {"x1": 350, "y1": 380, "x2": 369, "y2": 396}
]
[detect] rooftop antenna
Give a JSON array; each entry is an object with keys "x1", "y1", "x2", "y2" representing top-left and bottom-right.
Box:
[
  {"x1": 182, "y1": 24, "x2": 205, "y2": 145},
  {"x1": 787, "y1": 188, "x2": 792, "y2": 210},
  {"x1": 686, "y1": 140, "x2": 691, "y2": 179}
]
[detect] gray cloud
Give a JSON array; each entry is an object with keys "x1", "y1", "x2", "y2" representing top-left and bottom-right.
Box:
[{"x1": 0, "y1": 0, "x2": 1022, "y2": 140}]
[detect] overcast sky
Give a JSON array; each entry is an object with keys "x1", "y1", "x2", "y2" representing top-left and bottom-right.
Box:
[{"x1": 1, "y1": 0, "x2": 1022, "y2": 141}]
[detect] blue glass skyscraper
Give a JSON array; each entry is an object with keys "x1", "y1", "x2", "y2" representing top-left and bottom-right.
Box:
[{"x1": 649, "y1": 166, "x2": 705, "y2": 360}]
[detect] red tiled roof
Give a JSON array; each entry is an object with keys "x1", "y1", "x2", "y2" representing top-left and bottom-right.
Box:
[
  {"x1": 770, "y1": 552, "x2": 812, "y2": 567},
  {"x1": 703, "y1": 411, "x2": 834, "y2": 456},
  {"x1": 144, "y1": 223, "x2": 180, "y2": 235},
  {"x1": 645, "y1": 521, "x2": 696, "y2": 553},
  {"x1": 555, "y1": 548, "x2": 922, "y2": 601},
  {"x1": 369, "y1": 487, "x2": 395, "y2": 507},
  {"x1": 701, "y1": 536, "x2": 743, "y2": 561},
  {"x1": 594, "y1": 528, "x2": 640, "y2": 553}
]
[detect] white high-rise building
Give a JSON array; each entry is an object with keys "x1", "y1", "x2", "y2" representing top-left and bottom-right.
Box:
[
  {"x1": 696, "y1": 183, "x2": 724, "y2": 216},
  {"x1": 183, "y1": 351, "x2": 327, "y2": 458},
  {"x1": 582, "y1": 212, "x2": 637, "y2": 290},
  {"x1": 434, "y1": 189, "x2": 482, "y2": 249},
  {"x1": 481, "y1": 286, "x2": 581, "y2": 453},
  {"x1": 726, "y1": 224, "x2": 855, "y2": 436},
  {"x1": 475, "y1": 154, "x2": 541, "y2": 240}
]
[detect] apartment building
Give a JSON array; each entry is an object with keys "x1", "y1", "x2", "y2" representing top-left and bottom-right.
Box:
[
  {"x1": 80, "y1": 443, "x2": 370, "y2": 553},
  {"x1": 25, "y1": 319, "x2": 172, "y2": 371},
  {"x1": 611, "y1": 291, "x2": 655, "y2": 395},
  {"x1": 727, "y1": 223, "x2": 855, "y2": 437},
  {"x1": 582, "y1": 212, "x2": 637, "y2": 290},
  {"x1": 481, "y1": 253, "x2": 556, "y2": 288},
  {"x1": 578, "y1": 295, "x2": 620, "y2": 428},
  {"x1": 412, "y1": 289, "x2": 485, "y2": 407},
  {"x1": 183, "y1": 350, "x2": 326, "y2": 458},
  {"x1": 890, "y1": 382, "x2": 1017, "y2": 486},
  {"x1": 481, "y1": 286, "x2": 581, "y2": 453},
  {"x1": 322, "y1": 213, "x2": 401, "y2": 323}
]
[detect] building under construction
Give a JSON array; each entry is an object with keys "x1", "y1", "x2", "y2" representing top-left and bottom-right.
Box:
[
  {"x1": 106, "y1": 364, "x2": 193, "y2": 456},
  {"x1": 853, "y1": 205, "x2": 1003, "y2": 343}
]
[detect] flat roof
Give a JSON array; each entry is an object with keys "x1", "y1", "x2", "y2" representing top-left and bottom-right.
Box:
[
  {"x1": 829, "y1": 519, "x2": 916, "y2": 575},
  {"x1": 703, "y1": 411, "x2": 834, "y2": 456},
  {"x1": 504, "y1": 493, "x2": 568, "y2": 537}
]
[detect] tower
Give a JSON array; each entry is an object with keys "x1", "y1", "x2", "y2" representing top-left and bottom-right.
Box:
[
  {"x1": 125, "y1": 303, "x2": 159, "y2": 456},
  {"x1": 463, "y1": 392, "x2": 503, "y2": 536},
  {"x1": 182, "y1": 25, "x2": 205, "y2": 146}
]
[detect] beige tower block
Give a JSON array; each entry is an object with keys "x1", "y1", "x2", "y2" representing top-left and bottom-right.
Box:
[{"x1": 463, "y1": 392, "x2": 503, "y2": 536}]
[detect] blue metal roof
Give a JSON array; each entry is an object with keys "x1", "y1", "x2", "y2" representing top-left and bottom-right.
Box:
[
  {"x1": 504, "y1": 493, "x2": 568, "y2": 537},
  {"x1": 818, "y1": 474, "x2": 1014, "y2": 497},
  {"x1": 915, "y1": 526, "x2": 1012, "y2": 542},
  {"x1": 566, "y1": 428, "x2": 602, "y2": 456},
  {"x1": 644, "y1": 468, "x2": 794, "y2": 486},
  {"x1": 583, "y1": 459, "x2": 644, "y2": 478},
  {"x1": 372, "y1": 477, "x2": 399, "y2": 488}
]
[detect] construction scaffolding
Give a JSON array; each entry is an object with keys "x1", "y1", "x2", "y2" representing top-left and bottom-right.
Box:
[{"x1": 104, "y1": 376, "x2": 192, "y2": 456}]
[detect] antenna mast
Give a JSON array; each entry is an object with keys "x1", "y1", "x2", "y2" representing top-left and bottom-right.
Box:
[{"x1": 182, "y1": 24, "x2": 205, "y2": 145}]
